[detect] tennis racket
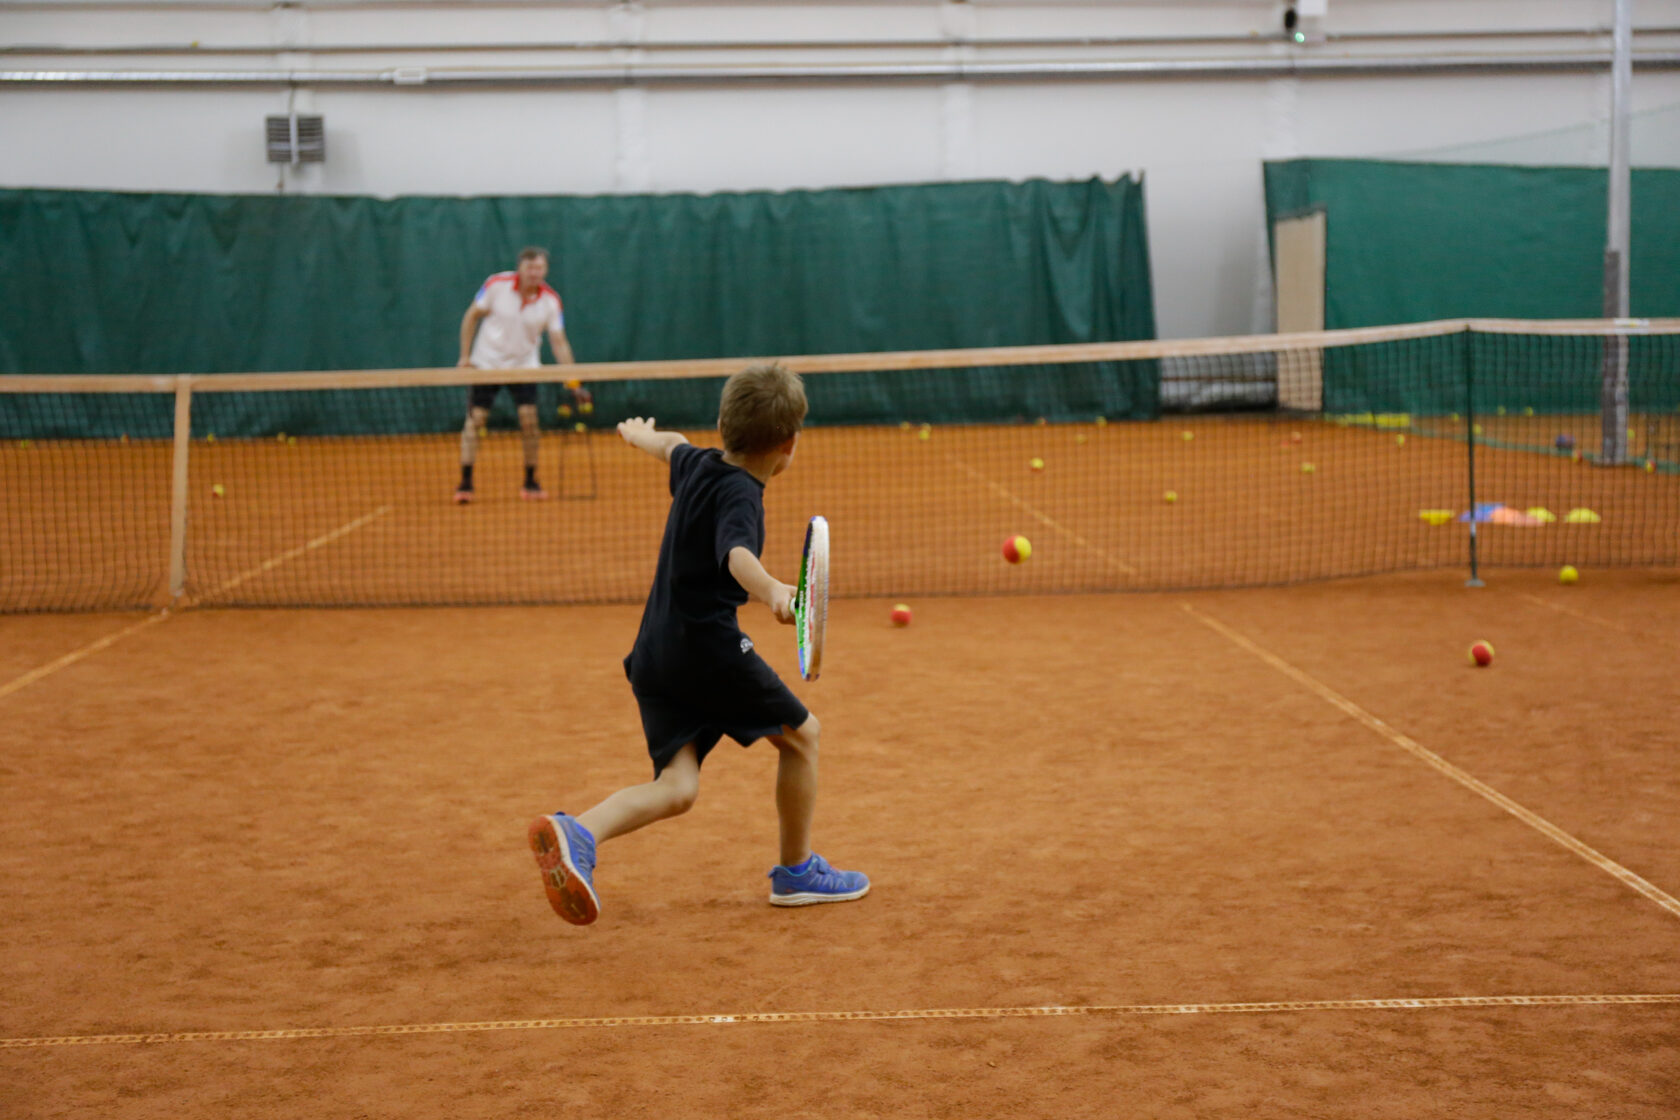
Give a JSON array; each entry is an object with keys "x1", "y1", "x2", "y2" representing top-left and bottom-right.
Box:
[{"x1": 793, "y1": 515, "x2": 829, "y2": 681}]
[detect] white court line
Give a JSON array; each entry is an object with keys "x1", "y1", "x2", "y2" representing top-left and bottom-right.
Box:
[
  {"x1": 187, "y1": 505, "x2": 392, "y2": 606},
  {"x1": 0, "y1": 507, "x2": 393, "y2": 701},
  {"x1": 4, "y1": 992, "x2": 1675, "y2": 1049},
  {"x1": 1181, "y1": 602, "x2": 1680, "y2": 922},
  {"x1": 0, "y1": 613, "x2": 172, "y2": 702},
  {"x1": 1516, "y1": 592, "x2": 1632, "y2": 634},
  {"x1": 945, "y1": 453, "x2": 1139, "y2": 576}
]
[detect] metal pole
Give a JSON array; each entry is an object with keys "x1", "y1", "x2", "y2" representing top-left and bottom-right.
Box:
[
  {"x1": 1464, "y1": 328, "x2": 1484, "y2": 587},
  {"x1": 1602, "y1": 0, "x2": 1633, "y2": 465}
]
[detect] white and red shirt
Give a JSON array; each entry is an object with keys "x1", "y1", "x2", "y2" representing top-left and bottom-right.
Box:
[{"x1": 468, "y1": 272, "x2": 564, "y2": 369}]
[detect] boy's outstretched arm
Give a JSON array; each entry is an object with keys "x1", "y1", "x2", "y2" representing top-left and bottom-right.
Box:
[
  {"x1": 617, "y1": 417, "x2": 690, "y2": 462},
  {"x1": 728, "y1": 547, "x2": 796, "y2": 624}
]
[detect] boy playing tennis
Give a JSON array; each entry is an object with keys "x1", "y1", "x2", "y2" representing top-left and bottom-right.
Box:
[{"x1": 528, "y1": 362, "x2": 869, "y2": 925}]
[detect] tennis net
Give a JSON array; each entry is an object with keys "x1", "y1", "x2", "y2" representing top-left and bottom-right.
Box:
[{"x1": 3, "y1": 319, "x2": 1677, "y2": 612}]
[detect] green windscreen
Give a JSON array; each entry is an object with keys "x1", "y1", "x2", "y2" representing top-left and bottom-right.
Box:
[{"x1": 0, "y1": 177, "x2": 1156, "y2": 437}]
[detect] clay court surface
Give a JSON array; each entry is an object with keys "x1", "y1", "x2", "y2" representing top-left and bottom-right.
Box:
[{"x1": 3, "y1": 569, "x2": 1678, "y2": 1118}]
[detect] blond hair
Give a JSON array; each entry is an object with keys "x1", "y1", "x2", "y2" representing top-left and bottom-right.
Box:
[{"x1": 718, "y1": 362, "x2": 807, "y2": 454}]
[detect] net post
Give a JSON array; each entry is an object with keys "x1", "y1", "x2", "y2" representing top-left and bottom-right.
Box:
[
  {"x1": 168, "y1": 376, "x2": 193, "y2": 601},
  {"x1": 1463, "y1": 327, "x2": 1484, "y2": 588}
]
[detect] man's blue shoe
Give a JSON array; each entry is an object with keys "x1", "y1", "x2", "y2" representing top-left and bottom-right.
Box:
[
  {"x1": 528, "y1": 812, "x2": 600, "y2": 925},
  {"x1": 767, "y1": 852, "x2": 869, "y2": 907}
]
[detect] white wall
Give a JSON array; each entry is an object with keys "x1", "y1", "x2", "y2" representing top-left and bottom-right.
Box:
[{"x1": 4, "y1": 0, "x2": 1679, "y2": 339}]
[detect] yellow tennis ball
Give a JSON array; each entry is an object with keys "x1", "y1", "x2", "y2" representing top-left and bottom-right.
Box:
[
  {"x1": 899, "y1": 421, "x2": 911, "y2": 431},
  {"x1": 1395, "y1": 434, "x2": 1406, "y2": 447},
  {"x1": 558, "y1": 403, "x2": 573, "y2": 418},
  {"x1": 1180, "y1": 430, "x2": 1194, "y2": 441},
  {"x1": 1094, "y1": 416, "x2": 1107, "y2": 427},
  {"x1": 1300, "y1": 462, "x2": 1316, "y2": 473},
  {"x1": 1029, "y1": 457, "x2": 1045, "y2": 472},
  {"x1": 1075, "y1": 433, "x2": 1088, "y2": 445},
  {"x1": 18, "y1": 439, "x2": 30, "y2": 449},
  {"x1": 206, "y1": 432, "x2": 216, "y2": 443},
  {"x1": 1559, "y1": 565, "x2": 1579, "y2": 584},
  {"x1": 1523, "y1": 407, "x2": 1535, "y2": 417},
  {"x1": 1163, "y1": 490, "x2": 1178, "y2": 504},
  {"x1": 1496, "y1": 406, "x2": 1506, "y2": 416},
  {"x1": 574, "y1": 421, "x2": 587, "y2": 433},
  {"x1": 918, "y1": 425, "x2": 931, "y2": 441},
  {"x1": 276, "y1": 431, "x2": 287, "y2": 442},
  {"x1": 287, "y1": 436, "x2": 297, "y2": 445},
  {"x1": 579, "y1": 400, "x2": 594, "y2": 415},
  {"x1": 212, "y1": 483, "x2": 225, "y2": 497}
]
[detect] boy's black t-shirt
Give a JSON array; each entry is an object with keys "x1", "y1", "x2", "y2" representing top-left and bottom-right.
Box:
[{"x1": 625, "y1": 443, "x2": 766, "y2": 692}]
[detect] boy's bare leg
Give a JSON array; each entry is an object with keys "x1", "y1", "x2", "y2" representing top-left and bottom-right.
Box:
[
  {"x1": 768, "y1": 715, "x2": 820, "y2": 869},
  {"x1": 576, "y1": 743, "x2": 701, "y2": 844}
]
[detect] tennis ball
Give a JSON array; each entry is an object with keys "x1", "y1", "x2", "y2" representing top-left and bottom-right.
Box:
[
  {"x1": 574, "y1": 421, "x2": 587, "y2": 433},
  {"x1": 1029, "y1": 457, "x2": 1045, "y2": 472},
  {"x1": 890, "y1": 603, "x2": 912, "y2": 627},
  {"x1": 899, "y1": 421, "x2": 911, "y2": 431},
  {"x1": 18, "y1": 439, "x2": 30, "y2": 449},
  {"x1": 211, "y1": 483, "x2": 225, "y2": 498},
  {"x1": 1571, "y1": 450, "x2": 1583, "y2": 463},
  {"x1": 1075, "y1": 433, "x2": 1088, "y2": 445},
  {"x1": 1559, "y1": 565, "x2": 1579, "y2": 584},
  {"x1": 918, "y1": 425, "x2": 931, "y2": 441},
  {"x1": 276, "y1": 431, "x2": 287, "y2": 442},
  {"x1": 1180, "y1": 430, "x2": 1194, "y2": 441},
  {"x1": 1094, "y1": 416, "x2": 1107, "y2": 427},
  {"x1": 120, "y1": 434, "x2": 129, "y2": 444},
  {"x1": 1496, "y1": 406, "x2": 1507, "y2": 416},
  {"x1": 558, "y1": 403, "x2": 573, "y2": 418},
  {"x1": 1396, "y1": 434, "x2": 1407, "y2": 447},
  {"x1": 1449, "y1": 413, "x2": 1460, "y2": 424},
  {"x1": 1001, "y1": 535, "x2": 1031, "y2": 564},
  {"x1": 1645, "y1": 459, "x2": 1656, "y2": 473},
  {"x1": 1036, "y1": 417, "x2": 1047, "y2": 426},
  {"x1": 1472, "y1": 423, "x2": 1484, "y2": 436},
  {"x1": 1468, "y1": 640, "x2": 1494, "y2": 667},
  {"x1": 1523, "y1": 407, "x2": 1535, "y2": 417},
  {"x1": 206, "y1": 432, "x2": 216, "y2": 443},
  {"x1": 287, "y1": 436, "x2": 297, "y2": 445},
  {"x1": 1300, "y1": 462, "x2": 1316, "y2": 473},
  {"x1": 1290, "y1": 431, "x2": 1303, "y2": 443},
  {"x1": 579, "y1": 400, "x2": 594, "y2": 415},
  {"x1": 1163, "y1": 490, "x2": 1178, "y2": 504}
]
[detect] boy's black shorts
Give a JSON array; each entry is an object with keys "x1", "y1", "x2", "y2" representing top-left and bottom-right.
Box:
[
  {"x1": 624, "y1": 645, "x2": 810, "y2": 777},
  {"x1": 468, "y1": 383, "x2": 538, "y2": 411}
]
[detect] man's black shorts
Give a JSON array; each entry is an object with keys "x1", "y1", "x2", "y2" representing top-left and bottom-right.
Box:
[
  {"x1": 624, "y1": 644, "x2": 810, "y2": 777},
  {"x1": 469, "y1": 383, "x2": 537, "y2": 411}
]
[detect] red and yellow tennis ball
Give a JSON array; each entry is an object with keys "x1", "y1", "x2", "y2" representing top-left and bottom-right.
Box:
[
  {"x1": 890, "y1": 603, "x2": 912, "y2": 627},
  {"x1": 1001, "y1": 535, "x2": 1032, "y2": 564},
  {"x1": 211, "y1": 483, "x2": 225, "y2": 498},
  {"x1": 1468, "y1": 640, "x2": 1495, "y2": 667}
]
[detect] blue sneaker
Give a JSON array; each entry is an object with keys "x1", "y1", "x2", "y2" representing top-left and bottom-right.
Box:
[
  {"x1": 767, "y1": 853, "x2": 869, "y2": 907},
  {"x1": 528, "y1": 812, "x2": 600, "y2": 925}
]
